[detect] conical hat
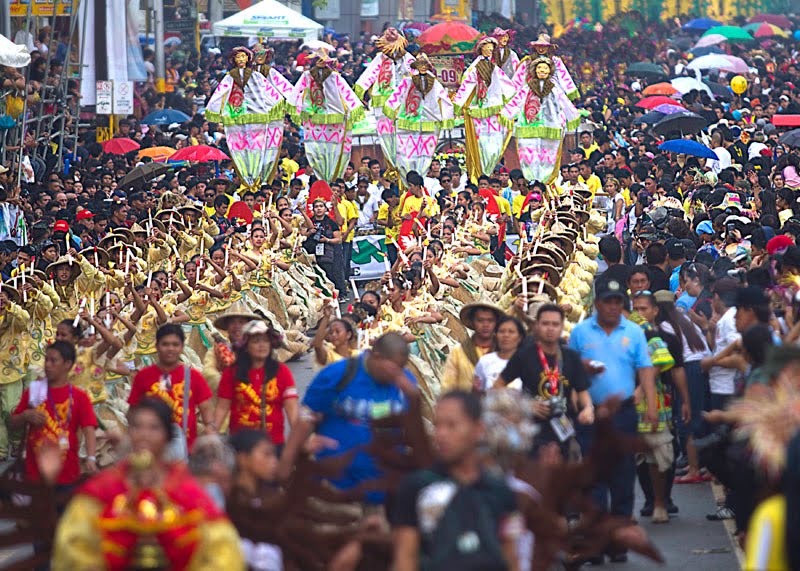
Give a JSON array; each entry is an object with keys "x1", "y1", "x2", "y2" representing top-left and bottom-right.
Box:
[{"x1": 213, "y1": 300, "x2": 265, "y2": 331}]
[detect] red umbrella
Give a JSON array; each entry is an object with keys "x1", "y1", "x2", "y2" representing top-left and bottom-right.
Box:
[
  {"x1": 101, "y1": 138, "x2": 140, "y2": 155},
  {"x1": 418, "y1": 22, "x2": 481, "y2": 55},
  {"x1": 748, "y1": 14, "x2": 791, "y2": 29},
  {"x1": 635, "y1": 96, "x2": 683, "y2": 110},
  {"x1": 169, "y1": 145, "x2": 230, "y2": 162}
]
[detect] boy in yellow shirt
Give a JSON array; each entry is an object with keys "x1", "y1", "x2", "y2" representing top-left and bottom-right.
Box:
[{"x1": 337, "y1": 183, "x2": 359, "y2": 279}]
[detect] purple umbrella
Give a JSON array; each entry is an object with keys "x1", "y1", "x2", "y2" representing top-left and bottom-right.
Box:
[{"x1": 653, "y1": 103, "x2": 687, "y2": 115}]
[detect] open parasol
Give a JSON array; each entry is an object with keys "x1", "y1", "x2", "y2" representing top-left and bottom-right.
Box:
[
  {"x1": 749, "y1": 14, "x2": 792, "y2": 29},
  {"x1": 101, "y1": 138, "x2": 140, "y2": 155},
  {"x1": 659, "y1": 139, "x2": 717, "y2": 159},
  {"x1": 687, "y1": 54, "x2": 749, "y2": 74},
  {"x1": 682, "y1": 18, "x2": 721, "y2": 32},
  {"x1": 140, "y1": 108, "x2": 191, "y2": 126},
  {"x1": 169, "y1": 145, "x2": 230, "y2": 162},
  {"x1": 418, "y1": 22, "x2": 481, "y2": 55},
  {"x1": 702, "y1": 26, "x2": 753, "y2": 43},
  {"x1": 745, "y1": 22, "x2": 789, "y2": 38},
  {"x1": 137, "y1": 146, "x2": 176, "y2": 162},
  {"x1": 642, "y1": 83, "x2": 678, "y2": 96},
  {"x1": 625, "y1": 62, "x2": 667, "y2": 80},
  {"x1": 118, "y1": 162, "x2": 172, "y2": 188},
  {"x1": 653, "y1": 111, "x2": 708, "y2": 136},
  {"x1": 635, "y1": 96, "x2": 682, "y2": 110}
]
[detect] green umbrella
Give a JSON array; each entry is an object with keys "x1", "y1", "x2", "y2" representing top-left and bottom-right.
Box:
[{"x1": 702, "y1": 25, "x2": 753, "y2": 42}]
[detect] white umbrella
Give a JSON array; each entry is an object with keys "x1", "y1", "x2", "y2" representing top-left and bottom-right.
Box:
[
  {"x1": 301, "y1": 39, "x2": 336, "y2": 52},
  {"x1": 670, "y1": 77, "x2": 714, "y2": 97},
  {"x1": 0, "y1": 34, "x2": 31, "y2": 68},
  {"x1": 687, "y1": 54, "x2": 748, "y2": 74},
  {"x1": 693, "y1": 34, "x2": 726, "y2": 48}
]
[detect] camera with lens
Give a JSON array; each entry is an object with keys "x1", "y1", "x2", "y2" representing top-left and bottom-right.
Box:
[{"x1": 548, "y1": 396, "x2": 567, "y2": 418}]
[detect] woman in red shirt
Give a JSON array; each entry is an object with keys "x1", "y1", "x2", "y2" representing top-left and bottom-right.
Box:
[{"x1": 214, "y1": 320, "x2": 298, "y2": 447}]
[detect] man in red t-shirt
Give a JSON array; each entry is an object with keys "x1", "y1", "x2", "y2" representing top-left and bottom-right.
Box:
[
  {"x1": 11, "y1": 341, "x2": 98, "y2": 485},
  {"x1": 128, "y1": 324, "x2": 215, "y2": 450},
  {"x1": 214, "y1": 320, "x2": 298, "y2": 445}
]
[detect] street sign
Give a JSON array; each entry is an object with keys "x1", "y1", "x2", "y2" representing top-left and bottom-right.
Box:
[
  {"x1": 96, "y1": 81, "x2": 113, "y2": 115},
  {"x1": 112, "y1": 81, "x2": 134, "y2": 116},
  {"x1": 429, "y1": 56, "x2": 465, "y2": 90}
]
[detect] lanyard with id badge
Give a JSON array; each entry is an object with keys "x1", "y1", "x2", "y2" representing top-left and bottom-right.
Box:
[
  {"x1": 48, "y1": 385, "x2": 73, "y2": 451},
  {"x1": 537, "y1": 344, "x2": 575, "y2": 443}
]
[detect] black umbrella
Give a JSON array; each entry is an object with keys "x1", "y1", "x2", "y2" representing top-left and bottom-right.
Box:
[
  {"x1": 779, "y1": 129, "x2": 800, "y2": 148},
  {"x1": 625, "y1": 62, "x2": 667, "y2": 80},
  {"x1": 118, "y1": 162, "x2": 172, "y2": 189},
  {"x1": 633, "y1": 111, "x2": 666, "y2": 125},
  {"x1": 652, "y1": 111, "x2": 708, "y2": 136},
  {"x1": 703, "y1": 79, "x2": 733, "y2": 101}
]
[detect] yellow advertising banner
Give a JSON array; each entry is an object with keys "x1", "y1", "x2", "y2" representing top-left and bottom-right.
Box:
[{"x1": 11, "y1": 0, "x2": 74, "y2": 17}]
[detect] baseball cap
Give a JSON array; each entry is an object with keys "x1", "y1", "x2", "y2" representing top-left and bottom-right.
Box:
[
  {"x1": 594, "y1": 274, "x2": 628, "y2": 301},
  {"x1": 696, "y1": 220, "x2": 714, "y2": 235},
  {"x1": 665, "y1": 238, "x2": 685, "y2": 260},
  {"x1": 53, "y1": 220, "x2": 70, "y2": 233},
  {"x1": 76, "y1": 209, "x2": 94, "y2": 221}
]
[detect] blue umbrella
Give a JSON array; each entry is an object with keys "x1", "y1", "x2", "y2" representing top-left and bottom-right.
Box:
[
  {"x1": 658, "y1": 139, "x2": 717, "y2": 159},
  {"x1": 682, "y1": 18, "x2": 722, "y2": 31},
  {"x1": 140, "y1": 109, "x2": 191, "y2": 126}
]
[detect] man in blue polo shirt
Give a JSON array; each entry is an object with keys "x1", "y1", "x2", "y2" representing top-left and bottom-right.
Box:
[
  {"x1": 569, "y1": 274, "x2": 657, "y2": 564},
  {"x1": 276, "y1": 332, "x2": 417, "y2": 505}
]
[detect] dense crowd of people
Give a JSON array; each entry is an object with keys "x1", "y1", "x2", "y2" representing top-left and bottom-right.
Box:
[{"x1": 2, "y1": 8, "x2": 800, "y2": 570}]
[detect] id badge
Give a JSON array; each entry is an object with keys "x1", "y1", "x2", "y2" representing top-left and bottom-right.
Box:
[
  {"x1": 58, "y1": 435, "x2": 70, "y2": 451},
  {"x1": 315, "y1": 242, "x2": 325, "y2": 256},
  {"x1": 550, "y1": 416, "x2": 576, "y2": 443}
]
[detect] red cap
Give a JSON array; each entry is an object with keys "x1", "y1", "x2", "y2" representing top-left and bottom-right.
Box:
[
  {"x1": 54, "y1": 220, "x2": 69, "y2": 233},
  {"x1": 76, "y1": 209, "x2": 94, "y2": 221}
]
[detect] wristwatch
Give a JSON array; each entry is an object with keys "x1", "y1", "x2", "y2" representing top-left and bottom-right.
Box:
[{"x1": 87, "y1": 455, "x2": 97, "y2": 462}]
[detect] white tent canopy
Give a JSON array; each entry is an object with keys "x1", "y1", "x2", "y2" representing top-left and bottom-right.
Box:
[
  {"x1": 212, "y1": 0, "x2": 322, "y2": 42},
  {"x1": 0, "y1": 34, "x2": 31, "y2": 68}
]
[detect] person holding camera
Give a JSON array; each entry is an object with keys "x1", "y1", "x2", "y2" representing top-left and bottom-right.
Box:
[
  {"x1": 303, "y1": 198, "x2": 344, "y2": 296},
  {"x1": 496, "y1": 304, "x2": 593, "y2": 459}
]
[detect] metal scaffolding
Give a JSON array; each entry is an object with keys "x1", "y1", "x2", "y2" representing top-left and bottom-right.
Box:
[{"x1": 1, "y1": 0, "x2": 87, "y2": 183}]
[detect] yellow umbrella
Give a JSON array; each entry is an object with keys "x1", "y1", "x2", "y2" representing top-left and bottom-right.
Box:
[{"x1": 137, "y1": 146, "x2": 176, "y2": 162}]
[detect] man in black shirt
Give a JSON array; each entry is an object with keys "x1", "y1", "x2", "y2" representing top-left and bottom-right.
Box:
[
  {"x1": 391, "y1": 391, "x2": 521, "y2": 571},
  {"x1": 498, "y1": 304, "x2": 594, "y2": 456}
]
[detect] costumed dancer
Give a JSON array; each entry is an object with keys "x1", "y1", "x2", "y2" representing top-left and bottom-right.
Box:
[
  {"x1": 383, "y1": 53, "x2": 454, "y2": 181},
  {"x1": 519, "y1": 33, "x2": 579, "y2": 102},
  {"x1": 453, "y1": 37, "x2": 515, "y2": 183},
  {"x1": 289, "y1": 49, "x2": 364, "y2": 181},
  {"x1": 205, "y1": 47, "x2": 287, "y2": 191},
  {"x1": 502, "y1": 54, "x2": 581, "y2": 185},
  {"x1": 354, "y1": 27, "x2": 414, "y2": 168},
  {"x1": 492, "y1": 27, "x2": 521, "y2": 79}
]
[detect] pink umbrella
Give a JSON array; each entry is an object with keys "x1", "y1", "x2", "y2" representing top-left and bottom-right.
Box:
[
  {"x1": 694, "y1": 34, "x2": 726, "y2": 48},
  {"x1": 169, "y1": 145, "x2": 230, "y2": 162},
  {"x1": 721, "y1": 55, "x2": 750, "y2": 73}
]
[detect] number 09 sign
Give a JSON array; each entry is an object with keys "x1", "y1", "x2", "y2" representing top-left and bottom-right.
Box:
[{"x1": 429, "y1": 56, "x2": 465, "y2": 90}]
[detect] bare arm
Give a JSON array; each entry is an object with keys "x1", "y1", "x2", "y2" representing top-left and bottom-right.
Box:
[{"x1": 391, "y1": 527, "x2": 420, "y2": 571}]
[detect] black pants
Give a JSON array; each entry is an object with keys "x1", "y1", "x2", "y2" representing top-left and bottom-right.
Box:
[
  {"x1": 342, "y1": 241, "x2": 353, "y2": 280},
  {"x1": 386, "y1": 242, "x2": 398, "y2": 266}
]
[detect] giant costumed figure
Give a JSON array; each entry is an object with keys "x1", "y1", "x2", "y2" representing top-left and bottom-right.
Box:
[
  {"x1": 355, "y1": 28, "x2": 414, "y2": 169},
  {"x1": 290, "y1": 49, "x2": 364, "y2": 181},
  {"x1": 518, "y1": 34, "x2": 579, "y2": 102},
  {"x1": 383, "y1": 53, "x2": 454, "y2": 181},
  {"x1": 453, "y1": 37, "x2": 516, "y2": 183},
  {"x1": 492, "y1": 27, "x2": 520, "y2": 79},
  {"x1": 502, "y1": 54, "x2": 581, "y2": 184},
  {"x1": 205, "y1": 47, "x2": 287, "y2": 189}
]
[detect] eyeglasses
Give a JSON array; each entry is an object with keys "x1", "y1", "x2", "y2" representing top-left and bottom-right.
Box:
[{"x1": 441, "y1": 179, "x2": 451, "y2": 184}]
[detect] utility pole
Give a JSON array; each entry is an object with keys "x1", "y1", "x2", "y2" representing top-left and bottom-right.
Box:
[{"x1": 154, "y1": 0, "x2": 166, "y2": 93}]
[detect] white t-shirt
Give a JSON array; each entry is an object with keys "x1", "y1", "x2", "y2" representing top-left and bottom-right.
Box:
[
  {"x1": 660, "y1": 321, "x2": 710, "y2": 363},
  {"x1": 474, "y1": 352, "x2": 520, "y2": 390},
  {"x1": 709, "y1": 307, "x2": 740, "y2": 395},
  {"x1": 353, "y1": 194, "x2": 380, "y2": 228},
  {"x1": 424, "y1": 176, "x2": 442, "y2": 197},
  {"x1": 710, "y1": 146, "x2": 732, "y2": 174}
]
